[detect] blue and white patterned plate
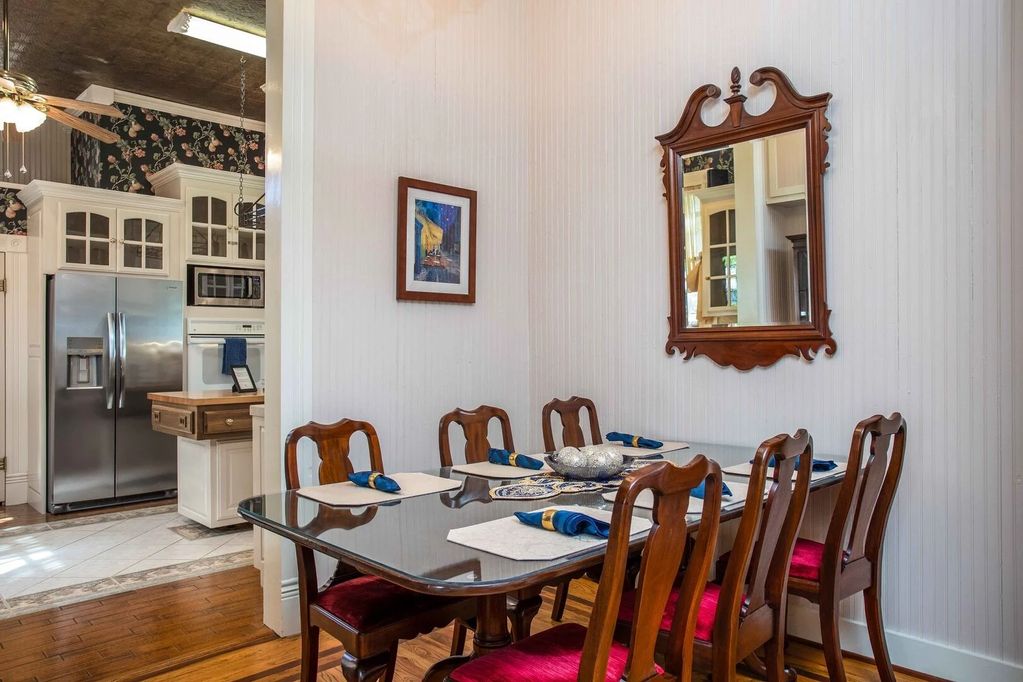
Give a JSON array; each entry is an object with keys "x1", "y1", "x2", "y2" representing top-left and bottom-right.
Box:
[
  {"x1": 489, "y1": 483, "x2": 560, "y2": 501},
  {"x1": 553, "y1": 480, "x2": 604, "y2": 494}
]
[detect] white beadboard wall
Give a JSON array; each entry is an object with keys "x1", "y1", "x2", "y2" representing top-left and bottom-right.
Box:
[
  {"x1": 297, "y1": 0, "x2": 1020, "y2": 676},
  {"x1": 525, "y1": 0, "x2": 1021, "y2": 677},
  {"x1": 307, "y1": 0, "x2": 532, "y2": 475}
]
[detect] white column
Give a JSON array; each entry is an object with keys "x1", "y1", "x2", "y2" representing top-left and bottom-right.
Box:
[{"x1": 261, "y1": 0, "x2": 316, "y2": 637}]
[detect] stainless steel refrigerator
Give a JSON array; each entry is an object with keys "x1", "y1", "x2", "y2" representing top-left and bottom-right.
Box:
[{"x1": 47, "y1": 272, "x2": 184, "y2": 513}]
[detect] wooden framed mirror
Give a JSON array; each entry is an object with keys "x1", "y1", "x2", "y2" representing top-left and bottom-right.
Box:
[{"x1": 659, "y1": 67, "x2": 836, "y2": 369}]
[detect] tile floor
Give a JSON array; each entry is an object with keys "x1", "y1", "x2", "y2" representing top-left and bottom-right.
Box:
[{"x1": 0, "y1": 505, "x2": 252, "y2": 616}]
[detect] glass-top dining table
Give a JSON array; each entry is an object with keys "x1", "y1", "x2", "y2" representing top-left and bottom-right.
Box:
[{"x1": 238, "y1": 440, "x2": 845, "y2": 679}]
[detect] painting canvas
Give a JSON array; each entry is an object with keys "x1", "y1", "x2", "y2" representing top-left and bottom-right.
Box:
[{"x1": 397, "y1": 177, "x2": 476, "y2": 303}]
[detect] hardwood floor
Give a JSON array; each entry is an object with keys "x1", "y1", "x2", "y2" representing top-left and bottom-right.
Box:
[
  {"x1": 0, "y1": 566, "x2": 937, "y2": 682},
  {"x1": 0, "y1": 498, "x2": 176, "y2": 529}
]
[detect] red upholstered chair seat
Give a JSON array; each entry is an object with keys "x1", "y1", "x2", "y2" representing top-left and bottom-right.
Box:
[
  {"x1": 449, "y1": 623, "x2": 638, "y2": 682},
  {"x1": 790, "y1": 538, "x2": 826, "y2": 582},
  {"x1": 314, "y1": 575, "x2": 458, "y2": 630},
  {"x1": 617, "y1": 582, "x2": 732, "y2": 643}
]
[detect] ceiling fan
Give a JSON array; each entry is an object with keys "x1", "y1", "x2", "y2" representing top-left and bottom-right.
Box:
[{"x1": 0, "y1": 0, "x2": 122, "y2": 143}]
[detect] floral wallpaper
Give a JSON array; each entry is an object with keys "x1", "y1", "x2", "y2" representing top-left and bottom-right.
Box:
[
  {"x1": 0, "y1": 185, "x2": 27, "y2": 235},
  {"x1": 682, "y1": 148, "x2": 734, "y2": 184},
  {"x1": 72, "y1": 104, "x2": 264, "y2": 195}
]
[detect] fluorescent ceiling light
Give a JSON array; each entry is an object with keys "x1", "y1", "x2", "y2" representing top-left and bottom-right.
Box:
[{"x1": 167, "y1": 11, "x2": 266, "y2": 58}]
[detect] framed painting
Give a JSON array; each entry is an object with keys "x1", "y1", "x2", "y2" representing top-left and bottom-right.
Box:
[{"x1": 396, "y1": 176, "x2": 477, "y2": 304}]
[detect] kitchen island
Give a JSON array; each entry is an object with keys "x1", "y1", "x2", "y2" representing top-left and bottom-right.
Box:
[{"x1": 149, "y1": 390, "x2": 264, "y2": 528}]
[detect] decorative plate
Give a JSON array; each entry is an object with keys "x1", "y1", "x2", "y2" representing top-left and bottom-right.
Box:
[
  {"x1": 553, "y1": 480, "x2": 604, "y2": 494},
  {"x1": 489, "y1": 483, "x2": 560, "y2": 501}
]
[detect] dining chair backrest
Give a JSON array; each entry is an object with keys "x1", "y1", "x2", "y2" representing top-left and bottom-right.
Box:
[
  {"x1": 580, "y1": 458, "x2": 722, "y2": 682},
  {"x1": 825, "y1": 413, "x2": 907, "y2": 571},
  {"x1": 284, "y1": 419, "x2": 385, "y2": 490},
  {"x1": 716, "y1": 431, "x2": 812, "y2": 638},
  {"x1": 438, "y1": 405, "x2": 515, "y2": 467},
  {"x1": 541, "y1": 396, "x2": 602, "y2": 451}
]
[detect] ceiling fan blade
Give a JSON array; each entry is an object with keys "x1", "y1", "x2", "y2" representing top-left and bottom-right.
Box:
[
  {"x1": 45, "y1": 107, "x2": 120, "y2": 144},
  {"x1": 38, "y1": 95, "x2": 123, "y2": 118}
]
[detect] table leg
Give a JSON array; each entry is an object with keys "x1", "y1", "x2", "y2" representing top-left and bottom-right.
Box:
[
  {"x1": 507, "y1": 586, "x2": 543, "y2": 641},
  {"x1": 422, "y1": 593, "x2": 512, "y2": 681}
]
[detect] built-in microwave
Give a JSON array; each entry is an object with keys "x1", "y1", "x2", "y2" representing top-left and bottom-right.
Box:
[{"x1": 187, "y1": 265, "x2": 264, "y2": 308}]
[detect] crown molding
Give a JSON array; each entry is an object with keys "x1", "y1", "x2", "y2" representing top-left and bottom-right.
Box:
[{"x1": 76, "y1": 85, "x2": 266, "y2": 133}]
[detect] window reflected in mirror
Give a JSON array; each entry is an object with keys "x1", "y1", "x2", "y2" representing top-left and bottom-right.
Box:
[{"x1": 679, "y1": 128, "x2": 810, "y2": 328}]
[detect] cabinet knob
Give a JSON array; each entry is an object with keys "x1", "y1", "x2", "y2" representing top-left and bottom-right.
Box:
[{"x1": 225, "y1": 418, "x2": 235, "y2": 425}]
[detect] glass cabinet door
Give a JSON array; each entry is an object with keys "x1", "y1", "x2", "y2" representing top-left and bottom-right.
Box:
[
  {"x1": 190, "y1": 194, "x2": 230, "y2": 259},
  {"x1": 120, "y1": 214, "x2": 166, "y2": 273},
  {"x1": 234, "y1": 199, "x2": 265, "y2": 262},
  {"x1": 63, "y1": 209, "x2": 113, "y2": 269}
]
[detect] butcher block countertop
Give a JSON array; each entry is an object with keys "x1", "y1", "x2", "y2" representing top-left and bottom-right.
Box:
[{"x1": 148, "y1": 389, "x2": 265, "y2": 407}]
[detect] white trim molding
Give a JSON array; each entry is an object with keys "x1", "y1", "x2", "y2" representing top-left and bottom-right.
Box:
[
  {"x1": 76, "y1": 85, "x2": 266, "y2": 133},
  {"x1": 788, "y1": 599, "x2": 1023, "y2": 682},
  {"x1": 259, "y1": 0, "x2": 315, "y2": 637}
]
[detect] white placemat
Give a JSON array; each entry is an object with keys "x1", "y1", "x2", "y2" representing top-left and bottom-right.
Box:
[
  {"x1": 615, "y1": 440, "x2": 690, "y2": 459},
  {"x1": 451, "y1": 460, "x2": 553, "y2": 479},
  {"x1": 722, "y1": 460, "x2": 848, "y2": 481},
  {"x1": 297, "y1": 472, "x2": 462, "y2": 507},
  {"x1": 446, "y1": 505, "x2": 652, "y2": 561},
  {"x1": 602, "y1": 480, "x2": 761, "y2": 514}
]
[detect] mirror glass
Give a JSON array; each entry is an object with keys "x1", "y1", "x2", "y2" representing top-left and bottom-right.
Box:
[{"x1": 679, "y1": 128, "x2": 810, "y2": 328}]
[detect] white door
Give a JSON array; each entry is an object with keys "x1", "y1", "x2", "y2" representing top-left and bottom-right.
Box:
[
  {"x1": 59, "y1": 202, "x2": 117, "y2": 271},
  {"x1": 0, "y1": 254, "x2": 6, "y2": 504}
]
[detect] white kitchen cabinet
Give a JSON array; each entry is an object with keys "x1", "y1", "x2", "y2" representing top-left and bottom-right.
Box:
[
  {"x1": 150, "y1": 164, "x2": 265, "y2": 266},
  {"x1": 765, "y1": 129, "x2": 807, "y2": 204},
  {"x1": 177, "y1": 436, "x2": 253, "y2": 529},
  {"x1": 20, "y1": 181, "x2": 183, "y2": 279}
]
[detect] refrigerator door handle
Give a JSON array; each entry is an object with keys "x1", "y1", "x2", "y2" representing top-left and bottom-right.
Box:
[
  {"x1": 117, "y1": 311, "x2": 127, "y2": 409},
  {"x1": 105, "y1": 312, "x2": 117, "y2": 409}
]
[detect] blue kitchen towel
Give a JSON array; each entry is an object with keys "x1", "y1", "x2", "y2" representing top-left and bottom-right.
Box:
[
  {"x1": 348, "y1": 471, "x2": 401, "y2": 493},
  {"x1": 692, "y1": 479, "x2": 733, "y2": 499},
  {"x1": 755, "y1": 456, "x2": 838, "y2": 472},
  {"x1": 488, "y1": 448, "x2": 544, "y2": 470},
  {"x1": 222, "y1": 337, "x2": 247, "y2": 375},
  {"x1": 606, "y1": 432, "x2": 664, "y2": 449},
  {"x1": 514, "y1": 509, "x2": 611, "y2": 538}
]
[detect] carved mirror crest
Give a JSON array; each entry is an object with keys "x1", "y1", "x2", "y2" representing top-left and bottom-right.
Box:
[{"x1": 659, "y1": 67, "x2": 836, "y2": 370}]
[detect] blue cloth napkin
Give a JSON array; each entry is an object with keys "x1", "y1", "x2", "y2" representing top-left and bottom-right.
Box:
[
  {"x1": 514, "y1": 509, "x2": 611, "y2": 538},
  {"x1": 222, "y1": 337, "x2": 247, "y2": 375},
  {"x1": 692, "y1": 479, "x2": 732, "y2": 499},
  {"x1": 488, "y1": 448, "x2": 544, "y2": 470},
  {"x1": 348, "y1": 471, "x2": 401, "y2": 493},
  {"x1": 606, "y1": 432, "x2": 664, "y2": 449},
  {"x1": 755, "y1": 456, "x2": 838, "y2": 472}
]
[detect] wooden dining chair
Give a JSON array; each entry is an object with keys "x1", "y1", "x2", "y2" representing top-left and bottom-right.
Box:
[
  {"x1": 439, "y1": 405, "x2": 542, "y2": 653},
  {"x1": 615, "y1": 430, "x2": 813, "y2": 681},
  {"x1": 285, "y1": 419, "x2": 475, "y2": 682},
  {"x1": 448, "y1": 457, "x2": 723, "y2": 682},
  {"x1": 541, "y1": 396, "x2": 604, "y2": 623},
  {"x1": 541, "y1": 396, "x2": 603, "y2": 452},
  {"x1": 438, "y1": 404, "x2": 516, "y2": 467},
  {"x1": 787, "y1": 414, "x2": 907, "y2": 682}
]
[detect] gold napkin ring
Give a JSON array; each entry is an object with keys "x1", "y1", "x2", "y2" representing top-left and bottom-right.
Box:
[
  {"x1": 541, "y1": 509, "x2": 557, "y2": 531},
  {"x1": 631, "y1": 436, "x2": 640, "y2": 447},
  {"x1": 368, "y1": 472, "x2": 380, "y2": 489},
  {"x1": 509, "y1": 452, "x2": 518, "y2": 466}
]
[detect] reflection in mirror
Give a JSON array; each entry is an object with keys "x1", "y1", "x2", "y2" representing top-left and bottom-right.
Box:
[{"x1": 680, "y1": 129, "x2": 810, "y2": 328}]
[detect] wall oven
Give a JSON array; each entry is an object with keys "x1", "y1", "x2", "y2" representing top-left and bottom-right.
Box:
[
  {"x1": 186, "y1": 319, "x2": 265, "y2": 392},
  {"x1": 188, "y1": 265, "x2": 264, "y2": 308}
]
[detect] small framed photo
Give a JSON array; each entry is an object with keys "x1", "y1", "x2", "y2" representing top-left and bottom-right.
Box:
[
  {"x1": 230, "y1": 365, "x2": 257, "y2": 393},
  {"x1": 396, "y1": 176, "x2": 477, "y2": 304}
]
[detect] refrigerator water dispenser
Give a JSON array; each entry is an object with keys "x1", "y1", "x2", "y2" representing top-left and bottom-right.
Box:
[{"x1": 66, "y1": 337, "x2": 103, "y2": 389}]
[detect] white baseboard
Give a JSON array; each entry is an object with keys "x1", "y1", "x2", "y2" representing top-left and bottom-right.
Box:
[
  {"x1": 788, "y1": 599, "x2": 1023, "y2": 682},
  {"x1": 3, "y1": 473, "x2": 27, "y2": 506},
  {"x1": 276, "y1": 576, "x2": 301, "y2": 637}
]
